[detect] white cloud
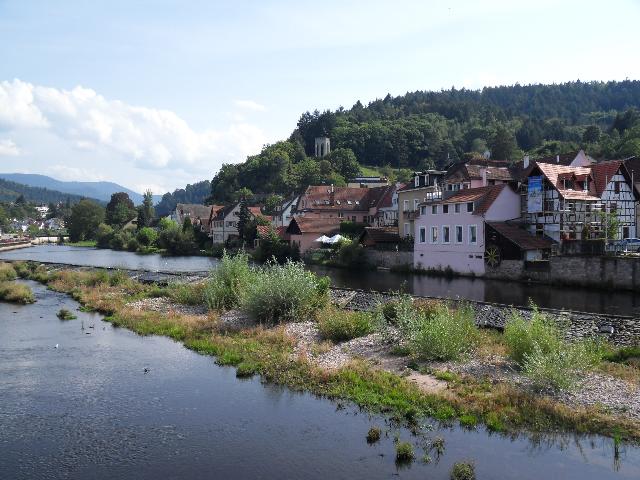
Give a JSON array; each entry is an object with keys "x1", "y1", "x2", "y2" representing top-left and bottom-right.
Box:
[
  {"x1": 234, "y1": 99, "x2": 266, "y2": 112},
  {"x1": 0, "y1": 79, "x2": 268, "y2": 192},
  {"x1": 0, "y1": 139, "x2": 21, "y2": 156}
]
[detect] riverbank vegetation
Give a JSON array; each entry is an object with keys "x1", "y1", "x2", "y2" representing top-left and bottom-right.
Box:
[
  {"x1": 9, "y1": 257, "x2": 640, "y2": 443},
  {"x1": 56, "y1": 308, "x2": 77, "y2": 320},
  {"x1": 0, "y1": 264, "x2": 35, "y2": 304}
]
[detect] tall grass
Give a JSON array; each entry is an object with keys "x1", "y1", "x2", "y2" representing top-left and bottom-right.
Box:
[
  {"x1": 0, "y1": 263, "x2": 17, "y2": 282},
  {"x1": 389, "y1": 301, "x2": 478, "y2": 361},
  {"x1": 318, "y1": 307, "x2": 374, "y2": 342},
  {"x1": 168, "y1": 282, "x2": 206, "y2": 305},
  {"x1": 204, "y1": 251, "x2": 252, "y2": 311},
  {"x1": 242, "y1": 260, "x2": 329, "y2": 324},
  {"x1": 0, "y1": 282, "x2": 35, "y2": 304},
  {"x1": 504, "y1": 307, "x2": 606, "y2": 391}
]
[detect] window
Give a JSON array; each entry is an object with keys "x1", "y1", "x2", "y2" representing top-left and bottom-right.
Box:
[
  {"x1": 443, "y1": 204, "x2": 449, "y2": 214},
  {"x1": 454, "y1": 203, "x2": 461, "y2": 213},
  {"x1": 338, "y1": 212, "x2": 344, "y2": 218},
  {"x1": 466, "y1": 202, "x2": 474, "y2": 213},
  {"x1": 414, "y1": 176, "x2": 419, "y2": 188},
  {"x1": 431, "y1": 205, "x2": 438, "y2": 214},
  {"x1": 404, "y1": 223, "x2": 410, "y2": 236},
  {"x1": 544, "y1": 199, "x2": 554, "y2": 212},
  {"x1": 420, "y1": 206, "x2": 426, "y2": 215},
  {"x1": 414, "y1": 199, "x2": 420, "y2": 210},
  {"x1": 615, "y1": 181, "x2": 620, "y2": 194},
  {"x1": 455, "y1": 225, "x2": 463, "y2": 244},
  {"x1": 623, "y1": 226, "x2": 630, "y2": 239},
  {"x1": 468, "y1": 225, "x2": 477, "y2": 244},
  {"x1": 430, "y1": 226, "x2": 438, "y2": 243},
  {"x1": 403, "y1": 200, "x2": 409, "y2": 212},
  {"x1": 442, "y1": 225, "x2": 450, "y2": 244},
  {"x1": 419, "y1": 226, "x2": 426, "y2": 243},
  {"x1": 351, "y1": 216, "x2": 356, "y2": 222}
]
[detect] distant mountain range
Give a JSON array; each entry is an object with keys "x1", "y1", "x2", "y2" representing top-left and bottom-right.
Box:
[
  {"x1": 0, "y1": 177, "x2": 99, "y2": 205},
  {"x1": 0, "y1": 173, "x2": 162, "y2": 205}
]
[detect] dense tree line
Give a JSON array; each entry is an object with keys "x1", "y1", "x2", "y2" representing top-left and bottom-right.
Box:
[
  {"x1": 207, "y1": 80, "x2": 640, "y2": 202},
  {"x1": 155, "y1": 180, "x2": 211, "y2": 216}
]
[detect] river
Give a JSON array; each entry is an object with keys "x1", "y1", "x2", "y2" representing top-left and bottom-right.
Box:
[
  {"x1": 1, "y1": 281, "x2": 638, "y2": 479},
  {"x1": 1, "y1": 245, "x2": 639, "y2": 316}
]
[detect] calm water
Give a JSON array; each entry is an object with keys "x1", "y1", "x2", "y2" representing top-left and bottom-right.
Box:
[
  {"x1": 1, "y1": 245, "x2": 639, "y2": 316},
  {"x1": 1, "y1": 281, "x2": 638, "y2": 479}
]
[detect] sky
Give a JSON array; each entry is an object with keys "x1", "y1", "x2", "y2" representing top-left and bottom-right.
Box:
[{"x1": 0, "y1": 0, "x2": 639, "y2": 194}]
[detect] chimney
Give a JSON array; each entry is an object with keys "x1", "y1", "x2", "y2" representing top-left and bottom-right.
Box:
[
  {"x1": 481, "y1": 167, "x2": 487, "y2": 186},
  {"x1": 556, "y1": 154, "x2": 560, "y2": 163},
  {"x1": 523, "y1": 155, "x2": 530, "y2": 169}
]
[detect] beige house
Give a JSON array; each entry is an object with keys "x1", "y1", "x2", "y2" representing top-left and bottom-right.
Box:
[{"x1": 397, "y1": 170, "x2": 446, "y2": 238}]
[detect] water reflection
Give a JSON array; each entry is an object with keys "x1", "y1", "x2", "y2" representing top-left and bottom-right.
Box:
[{"x1": 1, "y1": 245, "x2": 639, "y2": 316}]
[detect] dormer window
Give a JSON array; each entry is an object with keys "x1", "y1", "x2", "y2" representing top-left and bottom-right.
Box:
[{"x1": 414, "y1": 176, "x2": 419, "y2": 188}]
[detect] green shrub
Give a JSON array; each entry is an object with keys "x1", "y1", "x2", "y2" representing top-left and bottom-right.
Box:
[
  {"x1": 136, "y1": 227, "x2": 158, "y2": 247},
  {"x1": 0, "y1": 263, "x2": 17, "y2": 282},
  {"x1": 126, "y1": 237, "x2": 139, "y2": 252},
  {"x1": 0, "y1": 282, "x2": 35, "y2": 304},
  {"x1": 505, "y1": 307, "x2": 606, "y2": 391},
  {"x1": 169, "y1": 282, "x2": 206, "y2": 305},
  {"x1": 366, "y1": 426, "x2": 381, "y2": 443},
  {"x1": 334, "y1": 239, "x2": 370, "y2": 268},
  {"x1": 395, "y1": 441, "x2": 414, "y2": 463},
  {"x1": 459, "y1": 414, "x2": 478, "y2": 428},
  {"x1": 109, "y1": 270, "x2": 130, "y2": 286},
  {"x1": 504, "y1": 308, "x2": 562, "y2": 365},
  {"x1": 204, "y1": 251, "x2": 252, "y2": 311},
  {"x1": 12, "y1": 261, "x2": 31, "y2": 278},
  {"x1": 96, "y1": 223, "x2": 114, "y2": 248},
  {"x1": 603, "y1": 345, "x2": 640, "y2": 364},
  {"x1": 57, "y1": 308, "x2": 77, "y2": 320},
  {"x1": 318, "y1": 308, "x2": 374, "y2": 342},
  {"x1": 406, "y1": 305, "x2": 478, "y2": 361},
  {"x1": 450, "y1": 462, "x2": 475, "y2": 480},
  {"x1": 242, "y1": 261, "x2": 329, "y2": 324},
  {"x1": 523, "y1": 339, "x2": 604, "y2": 391}
]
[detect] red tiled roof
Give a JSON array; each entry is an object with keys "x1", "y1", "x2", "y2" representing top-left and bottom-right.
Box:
[
  {"x1": 533, "y1": 163, "x2": 600, "y2": 201},
  {"x1": 285, "y1": 216, "x2": 342, "y2": 235},
  {"x1": 435, "y1": 184, "x2": 507, "y2": 215},
  {"x1": 299, "y1": 185, "x2": 391, "y2": 211},
  {"x1": 590, "y1": 160, "x2": 623, "y2": 197},
  {"x1": 487, "y1": 222, "x2": 554, "y2": 250}
]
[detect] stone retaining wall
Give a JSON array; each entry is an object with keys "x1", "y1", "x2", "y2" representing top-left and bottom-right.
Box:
[
  {"x1": 363, "y1": 250, "x2": 413, "y2": 269},
  {"x1": 486, "y1": 255, "x2": 640, "y2": 291}
]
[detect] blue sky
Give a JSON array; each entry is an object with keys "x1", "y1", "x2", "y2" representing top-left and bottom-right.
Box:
[{"x1": 0, "y1": 0, "x2": 639, "y2": 193}]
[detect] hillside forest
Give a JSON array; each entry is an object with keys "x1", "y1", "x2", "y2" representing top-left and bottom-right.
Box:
[{"x1": 206, "y1": 80, "x2": 640, "y2": 203}]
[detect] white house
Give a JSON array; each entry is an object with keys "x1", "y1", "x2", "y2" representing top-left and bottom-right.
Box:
[
  {"x1": 413, "y1": 184, "x2": 521, "y2": 275},
  {"x1": 209, "y1": 203, "x2": 270, "y2": 244},
  {"x1": 271, "y1": 196, "x2": 299, "y2": 229}
]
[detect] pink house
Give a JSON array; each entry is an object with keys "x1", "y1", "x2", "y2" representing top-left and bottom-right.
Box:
[{"x1": 413, "y1": 184, "x2": 521, "y2": 275}]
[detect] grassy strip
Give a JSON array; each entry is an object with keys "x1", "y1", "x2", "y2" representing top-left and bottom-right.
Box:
[
  {"x1": 64, "y1": 240, "x2": 97, "y2": 247},
  {"x1": 20, "y1": 263, "x2": 640, "y2": 443}
]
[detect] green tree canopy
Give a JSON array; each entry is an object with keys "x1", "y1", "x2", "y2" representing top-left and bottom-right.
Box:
[
  {"x1": 105, "y1": 192, "x2": 137, "y2": 227},
  {"x1": 67, "y1": 199, "x2": 105, "y2": 242}
]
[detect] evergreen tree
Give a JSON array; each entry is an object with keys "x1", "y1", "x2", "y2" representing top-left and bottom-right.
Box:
[{"x1": 236, "y1": 195, "x2": 251, "y2": 242}]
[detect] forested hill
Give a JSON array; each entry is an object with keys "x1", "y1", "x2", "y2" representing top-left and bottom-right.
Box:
[
  {"x1": 208, "y1": 80, "x2": 640, "y2": 203},
  {"x1": 0, "y1": 178, "x2": 100, "y2": 204},
  {"x1": 155, "y1": 180, "x2": 211, "y2": 217}
]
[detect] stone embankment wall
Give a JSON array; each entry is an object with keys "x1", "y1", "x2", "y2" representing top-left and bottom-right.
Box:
[
  {"x1": 363, "y1": 250, "x2": 412, "y2": 269},
  {"x1": 332, "y1": 288, "x2": 640, "y2": 346},
  {"x1": 485, "y1": 256, "x2": 640, "y2": 291}
]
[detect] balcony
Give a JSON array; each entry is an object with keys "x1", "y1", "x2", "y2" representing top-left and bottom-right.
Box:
[{"x1": 403, "y1": 209, "x2": 419, "y2": 220}]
